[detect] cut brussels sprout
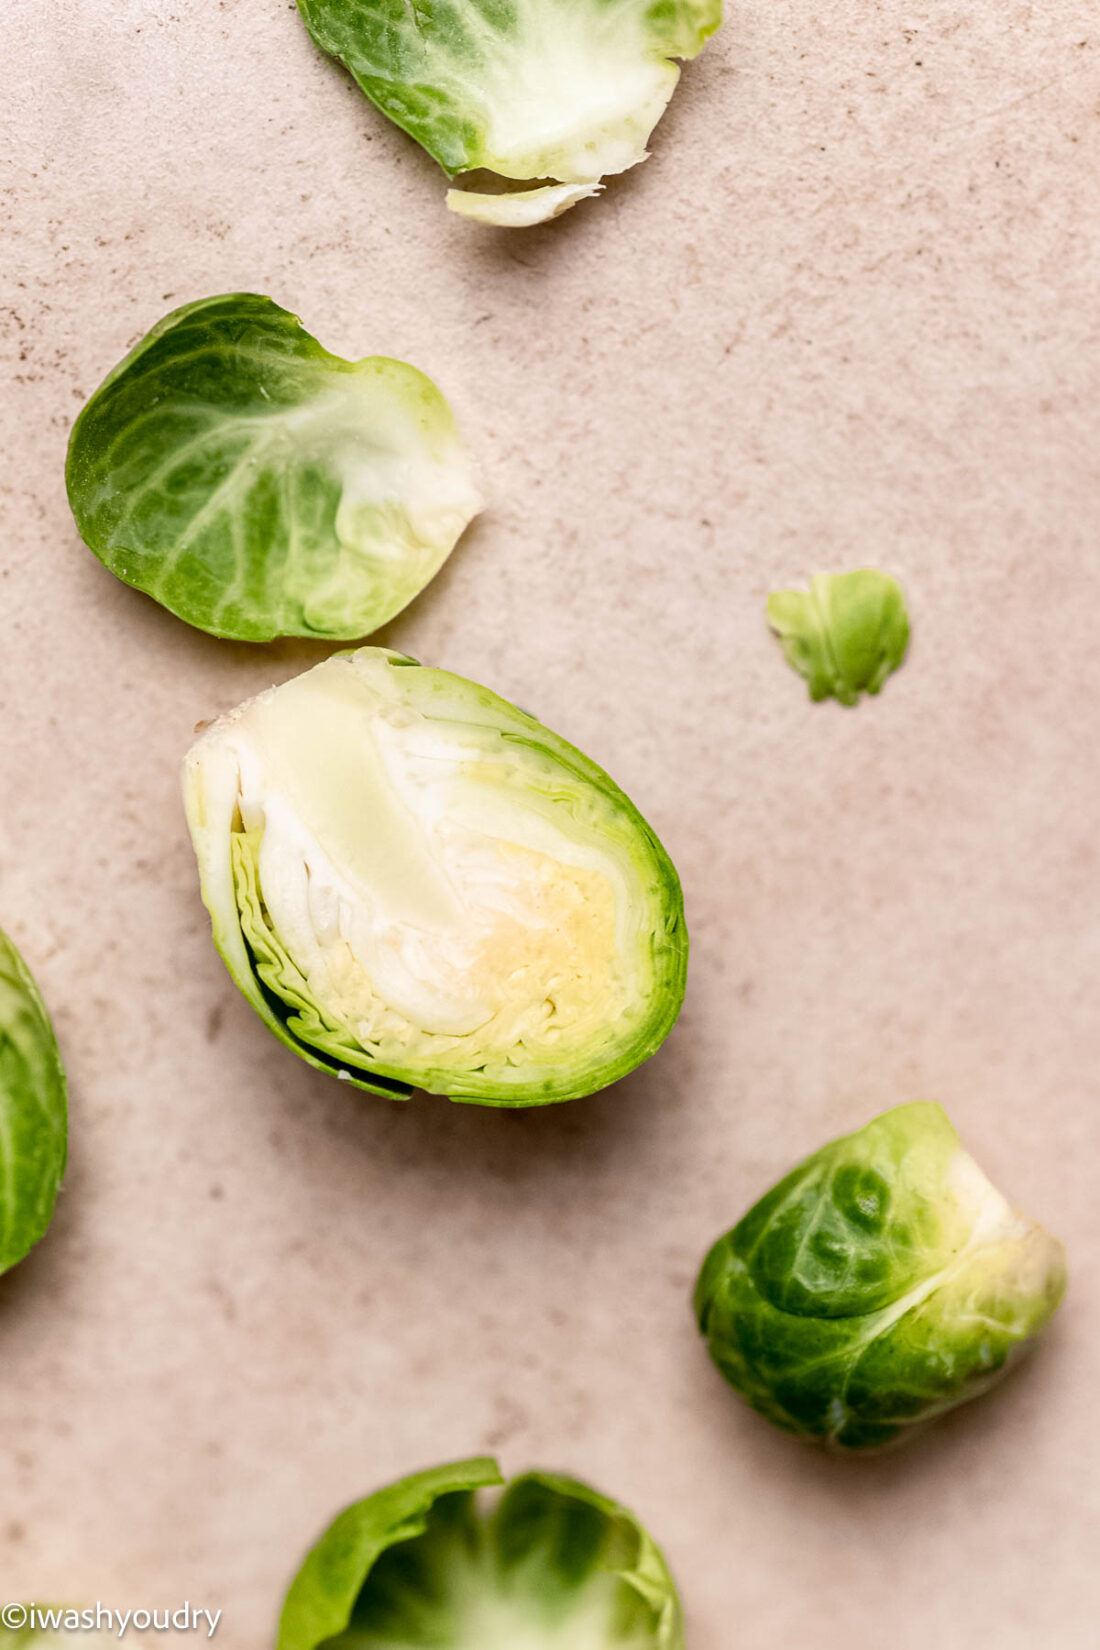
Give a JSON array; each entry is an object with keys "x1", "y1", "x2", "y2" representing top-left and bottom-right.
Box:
[
  {"x1": 67, "y1": 294, "x2": 481, "y2": 642},
  {"x1": 183, "y1": 647, "x2": 687, "y2": 1105},
  {"x1": 0, "y1": 927, "x2": 67, "y2": 1274},
  {"x1": 695, "y1": 1102, "x2": 1066, "y2": 1450},
  {"x1": 295, "y1": 0, "x2": 722, "y2": 224},
  {"x1": 766, "y1": 569, "x2": 909, "y2": 705},
  {"x1": 277, "y1": 1456, "x2": 684, "y2": 1650}
]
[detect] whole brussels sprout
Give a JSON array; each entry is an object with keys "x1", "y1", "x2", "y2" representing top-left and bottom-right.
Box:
[
  {"x1": 184, "y1": 648, "x2": 687, "y2": 1105},
  {"x1": 277, "y1": 1457, "x2": 684, "y2": 1650},
  {"x1": 695, "y1": 1102, "x2": 1066, "y2": 1450},
  {"x1": 0, "y1": 927, "x2": 67, "y2": 1274}
]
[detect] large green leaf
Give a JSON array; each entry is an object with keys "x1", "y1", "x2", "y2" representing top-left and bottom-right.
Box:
[
  {"x1": 296, "y1": 0, "x2": 722, "y2": 223},
  {"x1": 67, "y1": 295, "x2": 481, "y2": 642}
]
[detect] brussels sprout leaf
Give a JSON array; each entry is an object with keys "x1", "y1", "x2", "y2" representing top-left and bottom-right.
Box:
[
  {"x1": 767, "y1": 570, "x2": 910, "y2": 705},
  {"x1": 295, "y1": 0, "x2": 722, "y2": 223},
  {"x1": 278, "y1": 1457, "x2": 684, "y2": 1649},
  {"x1": 67, "y1": 295, "x2": 481, "y2": 643}
]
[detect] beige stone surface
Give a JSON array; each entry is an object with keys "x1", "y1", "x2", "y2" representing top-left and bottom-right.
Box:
[{"x1": 3, "y1": 0, "x2": 1099, "y2": 1641}]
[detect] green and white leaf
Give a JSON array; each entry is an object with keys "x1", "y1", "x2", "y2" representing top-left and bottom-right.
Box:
[
  {"x1": 767, "y1": 569, "x2": 910, "y2": 705},
  {"x1": 446, "y1": 182, "x2": 603, "y2": 226},
  {"x1": 695, "y1": 1102, "x2": 1067, "y2": 1449},
  {"x1": 0, "y1": 927, "x2": 67, "y2": 1274},
  {"x1": 67, "y1": 294, "x2": 482, "y2": 642},
  {"x1": 183, "y1": 648, "x2": 687, "y2": 1106},
  {"x1": 295, "y1": 0, "x2": 722, "y2": 222},
  {"x1": 278, "y1": 1457, "x2": 684, "y2": 1650}
]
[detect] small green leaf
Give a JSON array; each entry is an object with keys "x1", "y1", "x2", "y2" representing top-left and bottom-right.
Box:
[
  {"x1": 67, "y1": 294, "x2": 482, "y2": 642},
  {"x1": 0, "y1": 928, "x2": 67, "y2": 1275},
  {"x1": 767, "y1": 569, "x2": 910, "y2": 705}
]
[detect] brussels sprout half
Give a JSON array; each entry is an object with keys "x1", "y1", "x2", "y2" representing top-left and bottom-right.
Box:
[
  {"x1": 295, "y1": 0, "x2": 722, "y2": 224},
  {"x1": 277, "y1": 1457, "x2": 684, "y2": 1650},
  {"x1": 184, "y1": 648, "x2": 687, "y2": 1105},
  {"x1": 0, "y1": 928, "x2": 67, "y2": 1275},
  {"x1": 67, "y1": 295, "x2": 482, "y2": 643},
  {"x1": 695, "y1": 1102, "x2": 1066, "y2": 1450},
  {"x1": 766, "y1": 569, "x2": 909, "y2": 705}
]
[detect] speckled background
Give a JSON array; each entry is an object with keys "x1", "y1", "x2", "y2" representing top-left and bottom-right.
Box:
[{"x1": 3, "y1": 0, "x2": 1098, "y2": 1643}]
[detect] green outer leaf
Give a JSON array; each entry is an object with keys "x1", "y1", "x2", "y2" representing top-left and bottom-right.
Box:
[
  {"x1": 0, "y1": 928, "x2": 67, "y2": 1274},
  {"x1": 296, "y1": 0, "x2": 484, "y2": 178},
  {"x1": 67, "y1": 294, "x2": 480, "y2": 643},
  {"x1": 278, "y1": 1458, "x2": 504, "y2": 1650},
  {"x1": 277, "y1": 1459, "x2": 683, "y2": 1650},
  {"x1": 183, "y1": 649, "x2": 688, "y2": 1108},
  {"x1": 694, "y1": 1102, "x2": 1067, "y2": 1449},
  {"x1": 728, "y1": 1101, "x2": 960, "y2": 1322},
  {"x1": 514, "y1": 1472, "x2": 684, "y2": 1648},
  {"x1": 228, "y1": 830, "x2": 414, "y2": 1103},
  {"x1": 766, "y1": 569, "x2": 910, "y2": 705},
  {"x1": 186, "y1": 754, "x2": 414, "y2": 1102},
  {"x1": 295, "y1": 0, "x2": 721, "y2": 190}
]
